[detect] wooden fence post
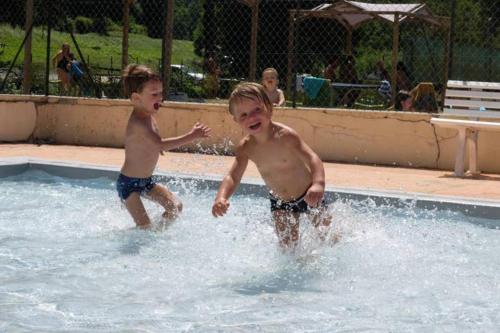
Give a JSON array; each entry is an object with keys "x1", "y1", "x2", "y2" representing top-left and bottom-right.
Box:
[
  {"x1": 121, "y1": 0, "x2": 132, "y2": 70},
  {"x1": 162, "y1": 0, "x2": 174, "y2": 99},
  {"x1": 23, "y1": 0, "x2": 34, "y2": 94}
]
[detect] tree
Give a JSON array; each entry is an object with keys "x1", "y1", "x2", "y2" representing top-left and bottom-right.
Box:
[
  {"x1": 194, "y1": 0, "x2": 217, "y2": 57},
  {"x1": 137, "y1": 0, "x2": 165, "y2": 38},
  {"x1": 173, "y1": 0, "x2": 201, "y2": 40}
]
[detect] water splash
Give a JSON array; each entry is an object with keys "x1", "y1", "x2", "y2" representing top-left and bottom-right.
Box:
[{"x1": 1, "y1": 170, "x2": 499, "y2": 332}]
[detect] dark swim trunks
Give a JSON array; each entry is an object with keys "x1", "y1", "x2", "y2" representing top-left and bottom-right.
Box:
[
  {"x1": 269, "y1": 190, "x2": 326, "y2": 213},
  {"x1": 116, "y1": 173, "x2": 156, "y2": 201}
]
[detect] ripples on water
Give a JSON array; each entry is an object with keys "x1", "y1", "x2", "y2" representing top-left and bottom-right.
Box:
[{"x1": 0, "y1": 170, "x2": 499, "y2": 332}]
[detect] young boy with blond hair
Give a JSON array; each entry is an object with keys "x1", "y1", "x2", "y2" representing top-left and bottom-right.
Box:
[
  {"x1": 212, "y1": 82, "x2": 331, "y2": 249},
  {"x1": 118, "y1": 64, "x2": 211, "y2": 228},
  {"x1": 261, "y1": 67, "x2": 285, "y2": 107}
]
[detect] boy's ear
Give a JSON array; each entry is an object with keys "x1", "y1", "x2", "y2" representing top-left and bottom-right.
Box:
[{"x1": 130, "y1": 91, "x2": 140, "y2": 103}]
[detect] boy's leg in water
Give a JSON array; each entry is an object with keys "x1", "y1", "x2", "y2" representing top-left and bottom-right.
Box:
[
  {"x1": 124, "y1": 192, "x2": 151, "y2": 229},
  {"x1": 273, "y1": 210, "x2": 300, "y2": 249},
  {"x1": 309, "y1": 206, "x2": 339, "y2": 244},
  {"x1": 145, "y1": 184, "x2": 183, "y2": 221}
]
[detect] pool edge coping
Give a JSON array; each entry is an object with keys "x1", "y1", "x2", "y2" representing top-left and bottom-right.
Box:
[{"x1": 1, "y1": 157, "x2": 499, "y2": 221}]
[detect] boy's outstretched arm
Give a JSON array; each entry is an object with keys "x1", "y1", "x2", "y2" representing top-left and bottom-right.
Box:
[
  {"x1": 212, "y1": 151, "x2": 248, "y2": 217},
  {"x1": 277, "y1": 89, "x2": 286, "y2": 107},
  {"x1": 157, "y1": 122, "x2": 211, "y2": 152}
]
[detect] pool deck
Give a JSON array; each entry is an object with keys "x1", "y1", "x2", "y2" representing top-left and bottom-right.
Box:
[{"x1": 1, "y1": 143, "x2": 500, "y2": 203}]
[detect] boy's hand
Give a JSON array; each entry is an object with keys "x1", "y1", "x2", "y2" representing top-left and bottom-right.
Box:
[
  {"x1": 304, "y1": 183, "x2": 324, "y2": 208},
  {"x1": 212, "y1": 198, "x2": 230, "y2": 217},
  {"x1": 191, "y1": 122, "x2": 211, "y2": 138}
]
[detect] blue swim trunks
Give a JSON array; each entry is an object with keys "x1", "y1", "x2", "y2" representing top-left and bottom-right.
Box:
[
  {"x1": 269, "y1": 191, "x2": 327, "y2": 213},
  {"x1": 116, "y1": 173, "x2": 156, "y2": 201}
]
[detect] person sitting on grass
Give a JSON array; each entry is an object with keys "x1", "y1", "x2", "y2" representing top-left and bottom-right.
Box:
[
  {"x1": 117, "y1": 64, "x2": 211, "y2": 229},
  {"x1": 212, "y1": 82, "x2": 333, "y2": 250}
]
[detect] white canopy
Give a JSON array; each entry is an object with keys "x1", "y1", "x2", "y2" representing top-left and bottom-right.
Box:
[
  {"x1": 286, "y1": 1, "x2": 449, "y2": 102},
  {"x1": 308, "y1": 1, "x2": 442, "y2": 28}
]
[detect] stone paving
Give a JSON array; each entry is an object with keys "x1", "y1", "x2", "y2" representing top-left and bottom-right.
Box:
[{"x1": 1, "y1": 144, "x2": 500, "y2": 202}]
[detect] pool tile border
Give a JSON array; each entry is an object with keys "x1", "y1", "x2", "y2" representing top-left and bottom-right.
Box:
[{"x1": 1, "y1": 157, "x2": 499, "y2": 223}]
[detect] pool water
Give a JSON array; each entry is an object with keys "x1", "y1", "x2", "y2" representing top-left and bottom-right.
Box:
[{"x1": 1, "y1": 170, "x2": 499, "y2": 332}]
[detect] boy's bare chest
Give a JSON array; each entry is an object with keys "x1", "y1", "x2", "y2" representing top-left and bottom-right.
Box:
[
  {"x1": 249, "y1": 143, "x2": 296, "y2": 172},
  {"x1": 127, "y1": 117, "x2": 159, "y2": 147}
]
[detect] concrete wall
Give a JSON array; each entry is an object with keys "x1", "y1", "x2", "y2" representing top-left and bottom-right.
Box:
[
  {"x1": 0, "y1": 100, "x2": 37, "y2": 141},
  {"x1": 1, "y1": 94, "x2": 499, "y2": 173}
]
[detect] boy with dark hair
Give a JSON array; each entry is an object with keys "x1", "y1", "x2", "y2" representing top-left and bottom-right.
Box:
[{"x1": 118, "y1": 64, "x2": 211, "y2": 228}]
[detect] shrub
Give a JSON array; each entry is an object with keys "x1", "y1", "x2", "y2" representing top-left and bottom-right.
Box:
[
  {"x1": 129, "y1": 22, "x2": 147, "y2": 35},
  {"x1": 105, "y1": 18, "x2": 121, "y2": 33},
  {"x1": 74, "y1": 16, "x2": 93, "y2": 34},
  {"x1": 170, "y1": 70, "x2": 203, "y2": 98},
  {"x1": 53, "y1": 18, "x2": 74, "y2": 33}
]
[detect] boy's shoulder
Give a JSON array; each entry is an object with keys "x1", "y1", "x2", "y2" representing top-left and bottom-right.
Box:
[
  {"x1": 127, "y1": 112, "x2": 152, "y2": 130},
  {"x1": 273, "y1": 122, "x2": 304, "y2": 146},
  {"x1": 274, "y1": 122, "x2": 297, "y2": 136}
]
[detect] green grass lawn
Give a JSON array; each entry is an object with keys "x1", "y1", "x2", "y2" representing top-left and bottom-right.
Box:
[{"x1": 0, "y1": 24, "x2": 200, "y2": 72}]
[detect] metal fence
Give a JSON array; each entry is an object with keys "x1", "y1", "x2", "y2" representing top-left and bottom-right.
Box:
[{"x1": 1, "y1": 0, "x2": 499, "y2": 110}]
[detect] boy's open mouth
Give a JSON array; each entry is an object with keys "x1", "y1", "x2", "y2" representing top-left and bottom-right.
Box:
[
  {"x1": 153, "y1": 103, "x2": 160, "y2": 110},
  {"x1": 249, "y1": 122, "x2": 261, "y2": 130}
]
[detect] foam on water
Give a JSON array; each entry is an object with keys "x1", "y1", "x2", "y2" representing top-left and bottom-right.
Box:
[{"x1": 0, "y1": 170, "x2": 499, "y2": 332}]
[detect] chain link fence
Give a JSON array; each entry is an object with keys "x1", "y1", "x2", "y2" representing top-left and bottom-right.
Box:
[{"x1": 1, "y1": 0, "x2": 499, "y2": 110}]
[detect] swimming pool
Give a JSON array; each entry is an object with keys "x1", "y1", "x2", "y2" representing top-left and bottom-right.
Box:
[{"x1": 1, "y1": 163, "x2": 499, "y2": 332}]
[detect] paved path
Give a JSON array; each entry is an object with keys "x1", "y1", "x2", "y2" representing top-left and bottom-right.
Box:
[{"x1": 1, "y1": 144, "x2": 500, "y2": 202}]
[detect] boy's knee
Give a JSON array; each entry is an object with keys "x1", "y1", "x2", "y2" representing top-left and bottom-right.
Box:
[
  {"x1": 175, "y1": 201, "x2": 183, "y2": 213},
  {"x1": 276, "y1": 222, "x2": 287, "y2": 232}
]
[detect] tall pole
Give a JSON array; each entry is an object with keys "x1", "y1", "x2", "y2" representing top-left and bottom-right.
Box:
[
  {"x1": 122, "y1": 0, "x2": 131, "y2": 70},
  {"x1": 286, "y1": 10, "x2": 295, "y2": 97},
  {"x1": 162, "y1": 0, "x2": 174, "y2": 100},
  {"x1": 447, "y1": 0, "x2": 456, "y2": 80},
  {"x1": 346, "y1": 28, "x2": 353, "y2": 55},
  {"x1": 442, "y1": 18, "x2": 451, "y2": 106},
  {"x1": 249, "y1": 0, "x2": 259, "y2": 81},
  {"x1": 390, "y1": 13, "x2": 400, "y2": 105},
  {"x1": 44, "y1": 0, "x2": 52, "y2": 96},
  {"x1": 23, "y1": 0, "x2": 34, "y2": 94}
]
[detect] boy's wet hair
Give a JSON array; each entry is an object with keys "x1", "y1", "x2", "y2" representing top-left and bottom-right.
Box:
[
  {"x1": 122, "y1": 64, "x2": 161, "y2": 98},
  {"x1": 229, "y1": 82, "x2": 273, "y2": 115}
]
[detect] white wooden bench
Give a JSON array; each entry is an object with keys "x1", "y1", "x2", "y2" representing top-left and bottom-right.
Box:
[{"x1": 430, "y1": 80, "x2": 500, "y2": 176}]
